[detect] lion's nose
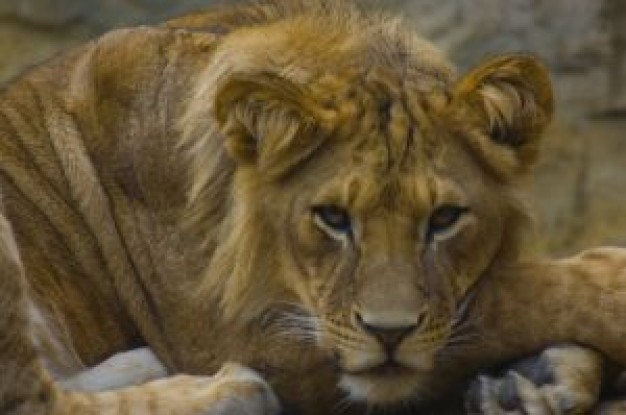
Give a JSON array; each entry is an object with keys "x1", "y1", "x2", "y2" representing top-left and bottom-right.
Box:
[{"x1": 355, "y1": 311, "x2": 418, "y2": 353}]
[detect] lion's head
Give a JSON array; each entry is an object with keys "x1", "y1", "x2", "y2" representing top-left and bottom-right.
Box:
[{"x1": 180, "y1": 1, "x2": 553, "y2": 406}]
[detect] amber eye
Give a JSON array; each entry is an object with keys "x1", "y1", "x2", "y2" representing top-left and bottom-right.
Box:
[
  {"x1": 427, "y1": 205, "x2": 468, "y2": 239},
  {"x1": 311, "y1": 205, "x2": 352, "y2": 235}
]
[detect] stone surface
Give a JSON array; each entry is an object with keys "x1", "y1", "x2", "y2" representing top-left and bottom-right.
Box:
[
  {"x1": 0, "y1": 0, "x2": 624, "y2": 255},
  {"x1": 0, "y1": 21, "x2": 90, "y2": 82},
  {"x1": 531, "y1": 117, "x2": 626, "y2": 255},
  {"x1": 0, "y1": 0, "x2": 216, "y2": 27}
]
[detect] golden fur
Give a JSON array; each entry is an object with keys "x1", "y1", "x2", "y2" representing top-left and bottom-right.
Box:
[{"x1": 0, "y1": 1, "x2": 625, "y2": 414}]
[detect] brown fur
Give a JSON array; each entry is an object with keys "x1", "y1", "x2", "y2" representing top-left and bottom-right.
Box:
[{"x1": 0, "y1": 1, "x2": 625, "y2": 414}]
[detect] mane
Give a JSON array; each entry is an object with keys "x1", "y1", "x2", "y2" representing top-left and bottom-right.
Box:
[
  {"x1": 176, "y1": 0, "x2": 457, "y2": 323},
  {"x1": 179, "y1": 0, "x2": 454, "y2": 226},
  {"x1": 168, "y1": 0, "x2": 359, "y2": 31},
  {"x1": 170, "y1": 0, "x2": 453, "y2": 77}
]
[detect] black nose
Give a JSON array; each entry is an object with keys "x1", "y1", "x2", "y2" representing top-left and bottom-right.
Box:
[{"x1": 355, "y1": 312, "x2": 417, "y2": 353}]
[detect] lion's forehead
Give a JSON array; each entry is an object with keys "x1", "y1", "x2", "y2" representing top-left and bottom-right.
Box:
[
  {"x1": 318, "y1": 71, "x2": 456, "y2": 174},
  {"x1": 315, "y1": 120, "x2": 467, "y2": 219}
]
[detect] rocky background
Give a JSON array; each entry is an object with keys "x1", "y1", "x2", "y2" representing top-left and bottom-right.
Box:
[{"x1": 1, "y1": 0, "x2": 624, "y2": 256}]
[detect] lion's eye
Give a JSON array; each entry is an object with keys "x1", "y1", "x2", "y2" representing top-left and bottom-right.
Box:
[
  {"x1": 427, "y1": 205, "x2": 468, "y2": 239},
  {"x1": 312, "y1": 205, "x2": 352, "y2": 235}
]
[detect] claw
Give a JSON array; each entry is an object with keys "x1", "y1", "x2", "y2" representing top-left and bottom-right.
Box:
[
  {"x1": 465, "y1": 346, "x2": 603, "y2": 415},
  {"x1": 499, "y1": 373, "x2": 522, "y2": 411}
]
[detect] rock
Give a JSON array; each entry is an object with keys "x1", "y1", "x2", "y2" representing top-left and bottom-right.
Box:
[
  {"x1": 532, "y1": 118, "x2": 626, "y2": 254},
  {"x1": 0, "y1": 0, "x2": 89, "y2": 26}
]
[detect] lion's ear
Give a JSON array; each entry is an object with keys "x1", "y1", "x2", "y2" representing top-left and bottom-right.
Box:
[
  {"x1": 214, "y1": 72, "x2": 334, "y2": 177},
  {"x1": 453, "y1": 54, "x2": 554, "y2": 179}
]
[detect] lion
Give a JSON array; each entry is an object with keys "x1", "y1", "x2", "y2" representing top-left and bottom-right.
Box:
[{"x1": 1, "y1": 0, "x2": 626, "y2": 414}]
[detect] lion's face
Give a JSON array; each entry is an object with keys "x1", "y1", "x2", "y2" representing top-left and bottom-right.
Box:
[
  {"x1": 269, "y1": 135, "x2": 504, "y2": 403},
  {"x1": 188, "y1": 22, "x2": 553, "y2": 406}
]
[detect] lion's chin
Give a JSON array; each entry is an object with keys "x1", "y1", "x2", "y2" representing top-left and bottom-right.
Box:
[{"x1": 339, "y1": 370, "x2": 423, "y2": 405}]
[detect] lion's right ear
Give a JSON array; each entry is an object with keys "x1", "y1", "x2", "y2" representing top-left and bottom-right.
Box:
[
  {"x1": 453, "y1": 54, "x2": 554, "y2": 180},
  {"x1": 214, "y1": 72, "x2": 335, "y2": 177}
]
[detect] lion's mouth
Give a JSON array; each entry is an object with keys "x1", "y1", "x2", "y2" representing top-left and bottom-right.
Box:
[
  {"x1": 338, "y1": 358, "x2": 428, "y2": 404},
  {"x1": 343, "y1": 359, "x2": 415, "y2": 377}
]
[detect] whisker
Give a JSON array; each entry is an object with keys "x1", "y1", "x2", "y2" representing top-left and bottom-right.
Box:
[{"x1": 265, "y1": 304, "x2": 322, "y2": 345}]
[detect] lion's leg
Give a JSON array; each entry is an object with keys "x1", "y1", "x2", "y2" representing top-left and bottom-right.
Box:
[
  {"x1": 465, "y1": 344, "x2": 603, "y2": 414},
  {"x1": 457, "y1": 247, "x2": 626, "y2": 415},
  {"x1": 59, "y1": 348, "x2": 282, "y2": 415},
  {"x1": 0, "y1": 211, "x2": 58, "y2": 414},
  {"x1": 63, "y1": 363, "x2": 281, "y2": 415},
  {"x1": 0, "y1": 211, "x2": 279, "y2": 415}
]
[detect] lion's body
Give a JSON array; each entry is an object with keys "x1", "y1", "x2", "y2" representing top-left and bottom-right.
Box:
[
  {"x1": 0, "y1": 1, "x2": 625, "y2": 414},
  {"x1": 0, "y1": 22, "x2": 343, "y2": 413}
]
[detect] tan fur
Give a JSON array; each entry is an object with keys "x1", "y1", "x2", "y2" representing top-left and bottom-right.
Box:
[{"x1": 0, "y1": 1, "x2": 625, "y2": 414}]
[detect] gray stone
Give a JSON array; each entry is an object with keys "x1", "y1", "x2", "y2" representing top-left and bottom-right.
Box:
[{"x1": 0, "y1": 0, "x2": 92, "y2": 26}]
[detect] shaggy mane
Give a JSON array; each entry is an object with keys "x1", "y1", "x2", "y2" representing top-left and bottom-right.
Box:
[{"x1": 178, "y1": 0, "x2": 454, "y2": 230}]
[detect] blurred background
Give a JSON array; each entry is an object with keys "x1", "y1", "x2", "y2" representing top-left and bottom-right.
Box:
[{"x1": 0, "y1": 0, "x2": 624, "y2": 256}]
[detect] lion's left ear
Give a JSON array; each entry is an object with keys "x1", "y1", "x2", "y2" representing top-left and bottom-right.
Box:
[
  {"x1": 453, "y1": 54, "x2": 554, "y2": 179},
  {"x1": 214, "y1": 72, "x2": 335, "y2": 178}
]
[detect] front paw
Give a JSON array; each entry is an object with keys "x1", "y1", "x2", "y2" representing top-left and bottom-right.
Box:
[
  {"x1": 205, "y1": 362, "x2": 281, "y2": 415},
  {"x1": 127, "y1": 362, "x2": 280, "y2": 415},
  {"x1": 465, "y1": 345, "x2": 602, "y2": 414},
  {"x1": 59, "y1": 363, "x2": 280, "y2": 415}
]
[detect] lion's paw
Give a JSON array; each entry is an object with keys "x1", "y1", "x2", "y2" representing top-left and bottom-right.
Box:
[
  {"x1": 465, "y1": 345, "x2": 603, "y2": 415},
  {"x1": 142, "y1": 363, "x2": 280, "y2": 415},
  {"x1": 60, "y1": 349, "x2": 279, "y2": 415},
  {"x1": 204, "y1": 362, "x2": 281, "y2": 415},
  {"x1": 85, "y1": 362, "x2": 282, "y2": 415}
]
